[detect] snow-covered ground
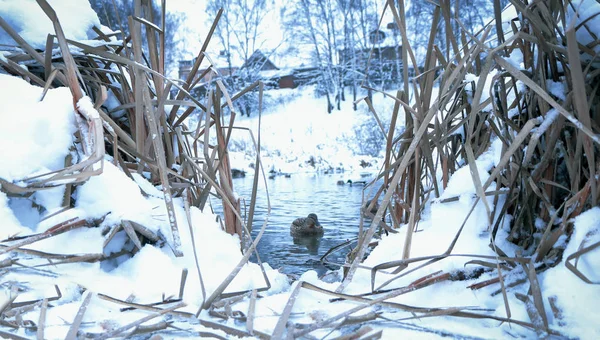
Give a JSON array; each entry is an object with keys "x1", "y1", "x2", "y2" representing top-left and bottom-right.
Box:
[
  {"x1": 218, "y1": 87, "x2": 394, "y2": 177},
  {"x1": 1, "y1": 0, "x2": 600, "y2": 339}
]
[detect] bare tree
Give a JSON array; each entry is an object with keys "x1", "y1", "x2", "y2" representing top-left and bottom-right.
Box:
[
  {"x1": 206, "y1": 0, "x2": 270, "y2": 116},
  {"x1": 404, "y1": 0, "x2": 509, "y2": 62},
  {"x1": 89, "y1": 0, "x2": 183, "y2": 77},
  {"x1": 282, "y1": 0, "x2": 344, "y2": 113}
]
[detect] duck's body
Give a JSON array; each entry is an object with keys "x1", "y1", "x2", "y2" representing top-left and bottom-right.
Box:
[
  {"x1": 347, "y1": 179, "x2": 367, "y2": 186},
  {"x1": 338, "y1": 179, "x2": 368, "y2": 186},
  {"x1": 362, "y1": 199, "x2": 380, "y2": 217},
  {"x1": 290, "y1": 213, "x2": 324, "y2": 236}
]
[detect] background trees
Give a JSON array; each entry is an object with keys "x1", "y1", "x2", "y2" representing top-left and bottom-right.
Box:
[
  {"x1": 282, "y1": 0, "x2": 384, "y2": 112},
  {"x1": 89, "y1": 0, "x2": 183, "y2": 77},
  {"x1": 205, "y1": 0, "x2": 271, "y2": 117},
  {"x1": 89, "y1": 0, "x2": 511, "y2": 114},
  {"x1": 207, "y1": 0, "x2": 268, "y2": 67},
  {"x1": 404, "y1": 0, "x2": 506, "y2": 62}
]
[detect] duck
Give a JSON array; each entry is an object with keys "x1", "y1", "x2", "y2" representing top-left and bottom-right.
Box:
[
  {"x1": 290, "y1": 213, "x2": 324, "y2": 236},
  {"x1": 336, "y1": 180, "x2": 346, "y2": 185},
  {"x1": 231, "y1": 168, "x2": 246, "y2": 178},
  {"x1": 347, "y1": 179, "x2": 367, "y2": 186},
  {"x1": 362, "y1": 199, "x2": 380, "y2": 217}
]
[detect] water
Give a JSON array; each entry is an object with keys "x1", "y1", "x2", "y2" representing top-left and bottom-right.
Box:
[{"x1": 213, "y1": 173, "x2": 375, "y2": 277}]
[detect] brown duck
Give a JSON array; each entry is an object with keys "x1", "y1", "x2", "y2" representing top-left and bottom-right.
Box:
[{"x1": 290, "y1": 213, "x2": 324, "y2": 236}]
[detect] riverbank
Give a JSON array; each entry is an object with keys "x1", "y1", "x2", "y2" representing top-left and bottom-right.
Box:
[{"x1": 220, "y1": 86, "x2": 396, "y2": 177}]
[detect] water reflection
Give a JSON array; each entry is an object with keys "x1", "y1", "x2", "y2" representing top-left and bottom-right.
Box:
[
  {"x1": 213, "y1": 173, "x2": 378, "y2": 276},
  {"x1": 292, "y1": 235, "x2": 322, "y2": 255}
]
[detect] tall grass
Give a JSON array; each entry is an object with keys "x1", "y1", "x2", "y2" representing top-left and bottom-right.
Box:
[
  {"x1": 0, "y1": 0, "x2": 272, "y2": 336},
  {"x1": 338, "y1": 0, "x2": 599, "y2": 336}
]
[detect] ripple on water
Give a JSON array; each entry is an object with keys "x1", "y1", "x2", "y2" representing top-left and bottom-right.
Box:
[{"x1": 213, "y1": 173, "x2": 379, "y2": 277}]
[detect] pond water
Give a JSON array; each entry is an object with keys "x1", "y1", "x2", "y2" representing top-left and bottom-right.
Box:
[{"x1": 213, "y1": 173, "x2": 378, "y2": 277}]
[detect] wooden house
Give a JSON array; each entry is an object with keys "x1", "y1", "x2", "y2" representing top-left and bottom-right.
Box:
[
  {"x1": 179, "y1": 49, "x2": 316, "y2": 90},
  {"x1": 338, "y1": 22, "x2": 403, "y2": 86},
  {"x1": 243, "y1": 50, "x2": 279, "y2": 71}
]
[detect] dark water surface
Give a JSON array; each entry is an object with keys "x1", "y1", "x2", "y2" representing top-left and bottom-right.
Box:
[{"x1": 217, "y1": 173, "x2": 374, "y2": 277}]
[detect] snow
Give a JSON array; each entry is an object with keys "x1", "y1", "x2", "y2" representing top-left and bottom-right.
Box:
[
  {"x1": 464, "y1": 69, "x2": 497, "y2": 112},
  {"x1": 0, "y1": 0, "x2": 101, "y2": 49},
  {"x1": 547, "y1": 79, "x2": 567, "y2": 101},
  {"x1": 0, "y1": 191, "x2": 28, "y2": 239},
  {"x1": 344, "y1": 139, "x2": 506, "y2": 293},
  {"x1": 0, "y1": 71, "x2": 288, "y2": 337},
  {"x1": 540, "y1": 207, "x2": 600, "y2": 339},
  {"x1": 0, "y1": 74, "x2": 77, "y2": 182},
  {"x1": 76, "y1": 96, "x2": 100, "y2": 119},
  {"x1": 566, "y1": 0, "x2": 600, "y2": 55},
  {"x1": 1, "y1": 1, "x2": 600, "y2": 339},
  {"x1": 5, "y1": 68, "x2": 597, "y2": 337},
  {"x1": 220, "y1": 86, "x2": 393, "y2": 175},
  {"x1": 75, "y1": 162, "x2": 160, "y2": 230},
  {"x1": 72, "y1": 160, "x2": 288, "y2": 303},
  {"x1": 532, "y1": 108, "x2": 560, "y2": 137}
]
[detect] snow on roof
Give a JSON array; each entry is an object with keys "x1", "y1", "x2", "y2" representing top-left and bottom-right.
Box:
[
  {"x1": 272, "y1": 43, "x2": 316, "y2": 69},
  {"x1": 368, "y1": 24, "x2": 401, "y2": 48},
  {"x1": 202, "y1": 49, "x2": 243, "y2": 69},
  {"x1": 258, "y1": 68, "x2": 289, "y2": 78}
]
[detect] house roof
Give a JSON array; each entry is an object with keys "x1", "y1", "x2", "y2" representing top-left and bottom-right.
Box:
[
  {"x1": 243, "y1": 50, "x2": 279, "y2": 70},
  {"x1": 368, "y1": 22, "x2": 400, "y2": 48},
  {"x1": 271, "y1": 43, "x2": 316, "y2": 70}
]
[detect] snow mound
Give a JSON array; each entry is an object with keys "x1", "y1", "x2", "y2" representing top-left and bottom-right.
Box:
[
  {"x1": 0, "y1": 74, "x2": 77, "y2": 182},
  {"x1": 0, "y1": 0, "x2": 101, "y2": 49}
]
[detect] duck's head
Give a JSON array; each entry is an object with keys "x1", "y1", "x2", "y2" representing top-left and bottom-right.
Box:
[{"x1": 307, "y1": 213, "x2": 321, "y2": 227}]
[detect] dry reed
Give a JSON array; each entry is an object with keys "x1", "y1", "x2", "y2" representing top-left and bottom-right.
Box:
[{"x1": 0, "y1": 0, "x2": 271, "y2": 337}]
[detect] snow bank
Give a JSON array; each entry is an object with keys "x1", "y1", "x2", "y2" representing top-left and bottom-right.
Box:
[
  {"x1": 0, "y1": 0, "x2": 101, "y2": 49},
  {"x1": 75, "y1": 162, "x2": 160, "y2": 230},
  {"x1": 224, "y1": 86, "x2": 395, "y2": 176},
  {"x1": 0, "y1": 73, "x2": 289, "y2": 337},
  {"x1": 0, "y1": 74, "x2": 77, "y2": 182},
  {"x1": 0, "y1": 74, "x2": 78, "y2": 237},
  {"x1": 540, "y1": 207, "x2": 600, "y2": 339},
  {"x1": 345, "y1": 138, "x2": 506, "y2": 293}
]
